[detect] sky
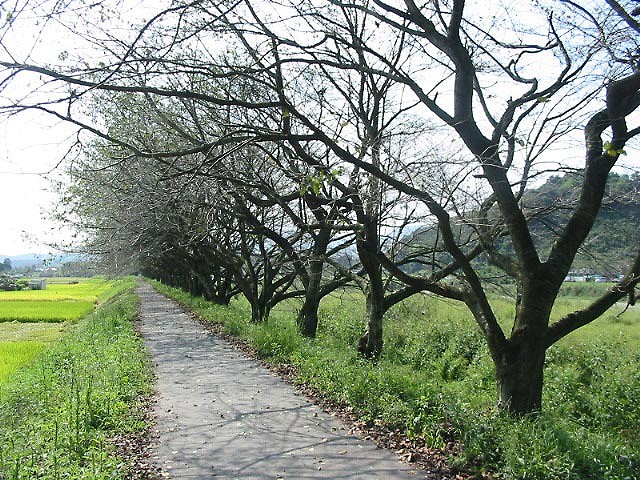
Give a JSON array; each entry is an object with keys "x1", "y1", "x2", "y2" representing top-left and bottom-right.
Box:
[
  {"x1": 0, "y1": 0, "x2": 165, "y2": 256},
  {"x1": 0, "y1": 0, "x2": 637, "y2": 257},
  {"x1": 0, "y1": 111, "x2": 76, "y2": 256},
  {"x1": 0, "y1": 1, "x2": 84, "y2": 256}
]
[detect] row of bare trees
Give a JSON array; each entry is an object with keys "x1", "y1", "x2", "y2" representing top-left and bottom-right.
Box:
[{"x1": 2, "y1": 0, "x2": 640, "y2": 414}]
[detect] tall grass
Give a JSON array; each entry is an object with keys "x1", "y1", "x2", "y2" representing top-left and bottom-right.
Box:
[
  {"x1": 0, "y1": 289, "x2": 152, "y2": 479},
  {"x1": 153, "y1": 280, "x2": 640, "y2": 479}
]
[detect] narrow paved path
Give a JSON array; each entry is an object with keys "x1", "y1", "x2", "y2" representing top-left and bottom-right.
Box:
[{"x1": 136, "y1": 283, "x2": 419, "y2": 479}]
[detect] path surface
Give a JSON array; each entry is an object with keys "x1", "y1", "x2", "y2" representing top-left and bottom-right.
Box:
[{"x1": 136, "y1": 283, "x2": 419, "y2": 479}]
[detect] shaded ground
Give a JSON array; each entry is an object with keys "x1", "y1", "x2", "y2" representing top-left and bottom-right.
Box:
[{"x1": 136, "y1": 282, "x2": 423, "y2": 479}]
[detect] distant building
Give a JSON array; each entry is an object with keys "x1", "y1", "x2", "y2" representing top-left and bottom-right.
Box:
[
  {"x1": 565, "y1": 273, "x2": 586, "y2": 282},
  {"x1": 565, "y1": 271, "x2": 616, "y2": 283},
  {"x1": 27, "y1": 279, "x2": 47, "y2": 290}
]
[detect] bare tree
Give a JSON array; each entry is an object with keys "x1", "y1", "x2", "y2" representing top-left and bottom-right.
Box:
[{"x1": 2, "y1": 0, "x2": 640, "y2": 415}]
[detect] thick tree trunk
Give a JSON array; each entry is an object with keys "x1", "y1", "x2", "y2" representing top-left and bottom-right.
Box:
[
  {"x1": 193, "y1": 271, "x2": 216, "y2": 301},
  {"x1": 486, "y1": 271, "x2": 558, "y2": 415},
  {"x1": 357, "y1": 288, "x2": 385, "y2": 359},
  {"x1": 297, "y1": 228, "x2": 331, "y2": 337},
  {"x1": 213, "y1": 274, "x2": 236, "y2": 305},
  {"x1": 494, "y1": 335, "x2": 546, "y2": 415},
  {"x1": 297, "y1": 259, "x2": 324, "y2": 337},
  {"x1": 250, "y1": 299, "x2": 270, "y2": 323},
  {"x1": 297, "y1": 294, "x2": 320, "y2": 337},
  {"x1": 354, "y1": 217, "x2": 385, "y2": 359}
]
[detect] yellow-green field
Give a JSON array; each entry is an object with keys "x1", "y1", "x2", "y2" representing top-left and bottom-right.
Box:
[
  {"x1": 0, "y1": 279, "x2": 125, "y2": 303},
  {"x1": 0, "y1": 278, "x2": 134, "y2": 385},
  {"x1": 0, "y1": 300, "x2": 96, "y2": 322},
  {"x1": 0, "y1": 323, "x2": 69, "y2": 385},
  {"x1": 0, "y1": 278, "x2": 130, "y2": 323}
]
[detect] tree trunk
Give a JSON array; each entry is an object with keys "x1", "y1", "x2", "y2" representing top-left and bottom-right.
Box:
[
  {"x1": 297, "y1": 259, "x2": 324, "y2": 337},
  {"x1": 494, "y1": 336, "x2": 546, "y2": 415},
  {"x1": 483, "y1": 271, "x2": 558, "y2": 415},
  {"x1": 355, "y1": 217, "x2": 385, "y2": 359},
  {"x1": 213, "y1": 273, "x2": 236, "y2": 305},
  {"x1": 250, "y1": 299, "x2": 270, "y2": 323},
  {"x1": 193, "y1": 271, "x2": 216, "y2": 301},
  {"x1": 357, "y1": 287, "x2": 385, "y2": 359},
  {"x1": 297, "y1": 227, "x2": 331, "y2": 337},
  {"x1": 297, "y1": 293, "x2": 320, "y2": 337}
]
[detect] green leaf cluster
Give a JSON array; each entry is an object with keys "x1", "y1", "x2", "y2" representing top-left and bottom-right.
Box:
[{"x1": 299, "y1": 169, "x2": 341, "y2": 196}]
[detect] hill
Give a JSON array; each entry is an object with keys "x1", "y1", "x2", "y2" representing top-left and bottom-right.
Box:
[
  {"x1": 402, "y1": 172, "x2": 639, "y2": 276},
  {"x1": 0, "y1": 253, "x2": 82, "y2": 270},
  {"x1": 525, "y1": 172, "x2": 640, "y2": 273}
]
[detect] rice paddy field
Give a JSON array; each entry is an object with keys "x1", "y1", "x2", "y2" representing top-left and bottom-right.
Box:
[
  {"x1": 0, "y1": 278, "x2": 133, "y2": 386},
  {"x1": 0, "y1": 327, "x2": 62, "y2": 384},
  {"x1": 0, "y1": 278, "x2": 129, "y2": 323}
]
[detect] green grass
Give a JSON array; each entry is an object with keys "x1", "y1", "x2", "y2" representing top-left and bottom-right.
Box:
[
  {"x1": 0, "y1": 287, "x2": 153, "y2": 479},
  {"x1": 0, "y1": 323, "x2": 69, "y2": 385},
  {"x1": 152, "y1": 280, "x2": 640, "y2": 480}
]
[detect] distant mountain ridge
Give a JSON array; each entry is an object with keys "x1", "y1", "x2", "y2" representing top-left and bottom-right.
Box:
[
  {"x1": 0, "y1": 253, "x2": 82, "y2": 269},
  {"x1": 525, "y1": 172, "x2": 640, "y2": 273},
  {"x1": 402, "y1": 172, "x2": 639, "y2": 276}
]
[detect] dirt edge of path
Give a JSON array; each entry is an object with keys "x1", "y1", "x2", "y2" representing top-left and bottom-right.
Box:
[
  {"x1": 105, "y1": 313, "x2": 163, "y2": 479},
  {"x1": 107, "y1": 391, "x2": 163, "y2": 479}
]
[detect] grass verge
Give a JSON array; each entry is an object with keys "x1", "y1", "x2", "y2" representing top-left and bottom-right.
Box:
[
  {"x1": 0, "y1": 288, "x2": 154, "y2": 479},
  {"x1": 152, "y1": 280, "x2": 640, "y2": 480}
]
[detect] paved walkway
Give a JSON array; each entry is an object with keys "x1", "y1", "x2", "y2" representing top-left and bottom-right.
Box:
[{"x1": 136, "y1": 283, "x2": 419, "y2": 479}]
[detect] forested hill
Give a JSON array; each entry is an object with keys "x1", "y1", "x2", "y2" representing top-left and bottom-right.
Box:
[
  {"x1": 524, "y1": 172, "x2": 640, "y2": 273},
  {"x1": 403, "y1": 173, "x2": 639, "y2": 276}
]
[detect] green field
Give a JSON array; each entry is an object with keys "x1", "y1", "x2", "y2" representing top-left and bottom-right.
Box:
[
  {"x1": 0, "y1": 278, "x2": 126, "y2": 303},
  {"x1": 0, "y1": 286, "x2": 152, "y2": 479},
  {"x1": 0, "y1": 278, "x2": 131, "y2": 323},
  {"x1": 0, "y1": 300, "x2": 95, "y2": 322},
  {"x1": 0, "y1": 278, "x2": 135, "y2": 385},
  {"x1": 0, "y1": 323, "x2": 69, "y2": 385}
]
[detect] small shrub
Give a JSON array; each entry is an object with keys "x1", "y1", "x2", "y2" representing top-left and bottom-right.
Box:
[{"x1": 0, "y1": 275, "x2": 28, "y2": 292}]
